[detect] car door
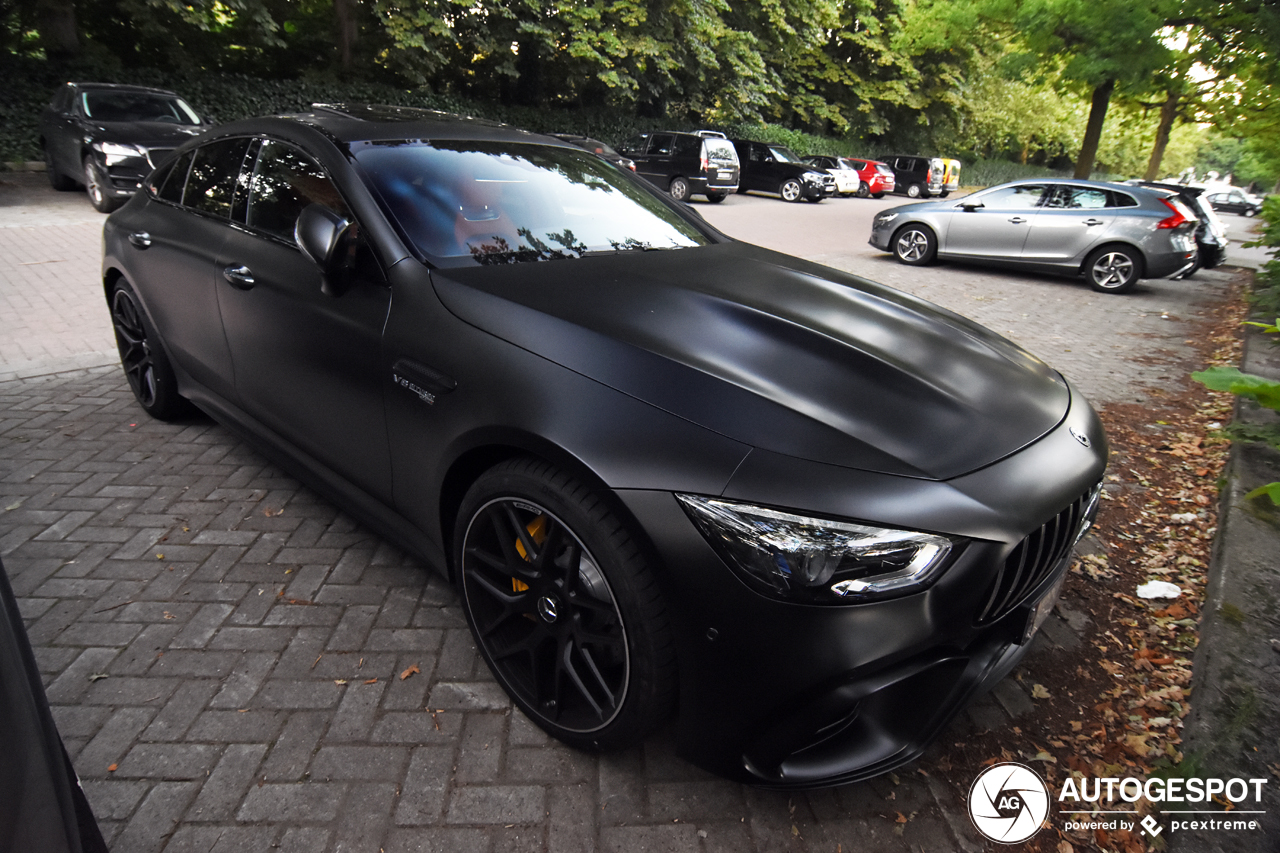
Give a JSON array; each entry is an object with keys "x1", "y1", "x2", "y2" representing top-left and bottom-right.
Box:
[
  {"x1": 215, "y1": 138, "x2": 393, "y2": 501},
  {"x1": 1021, "y1": 185, "x2": 1117, "y2": 265},
  {"x1": 942, "y1": 183, "x2": 1049, "y2": 259},
  {"x1": 122, "y1": 140, "x2": 249, "y2": 401},
  {"x1": 637, "y1": 133, "x2": 676, "y2": 189}
]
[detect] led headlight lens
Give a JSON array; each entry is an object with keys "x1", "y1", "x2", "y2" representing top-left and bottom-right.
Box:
[
  {"x1": 802, "y1": 171, "x2": 825, "y2": 183},
  {"x1": 96, "y1": 142, "x2": 145, "y2": 165},
  {"x1": 875, "y1": 212, "x2": 899, "y2": 227},
  {"x1": 676, "y1": 495, "x2": 956, "y2": 604}
]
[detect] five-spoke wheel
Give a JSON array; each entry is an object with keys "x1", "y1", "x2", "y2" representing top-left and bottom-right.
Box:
[
  {"x1": 1085, "y1": 246, "x2": 1141, "y2": 294},
  {"x1": 892, "y1": 224, "x2": 937, "y2": 266},
  {"x1": 110, "y1": 281, "x2": 189, "y2": 419},
  {"x1": 780, "y1": 179, "x2": 803, "y2": 202},
  {"x1": 455, "y1": 459, "x2": 675, "y2": 750},
  {"x1": 668, "y1": 176, "x2": 690, "y2": 202},
  {"x1": 84, "y1": 157, "x2": 122, "y2": 213}
]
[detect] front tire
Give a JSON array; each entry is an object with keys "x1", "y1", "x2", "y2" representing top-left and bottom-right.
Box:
[
  {"x1": 1085, "y1": 246, "x2": 1142, "y2": 294},
  {"x1": 780, "y1": 179, "x2": 803, "y2": 202},
  {"x1": 668, "y1": 176, "x2": 690, "y2": 202},
  {"x1": 109, "y1": 280, "x2": 191, "y2": 419},
  {"x1": 892, "y1": 224, "x2": 937, "y2": 266},
  {"x1": 455, "y1": 458, "x2": 677, "y2": 752},
  {"x1": 84, "y1": 157, "x2": 122, "y2": 213},
  {"x1": 44, "y1": 146, "x2": 75, "y2": 191}
]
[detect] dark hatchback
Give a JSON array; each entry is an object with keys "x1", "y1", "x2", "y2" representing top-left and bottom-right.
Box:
[
  {"x1": 40, "y1": 81, "x2": 209, "y2": 212},
  {"x1": 101, "y1": 104, "x2": 1107, "y2": 787}
]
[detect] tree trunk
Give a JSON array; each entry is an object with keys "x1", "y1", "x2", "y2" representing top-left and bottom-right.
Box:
[
  {"x1": 1143, "y1": 91, "x2": 1180, "y2": 181},
  {"x1": 35, "y1": 0, "x2": 79, "y2": 58},
  {"x1": 1074, "y1": 79, "x2": 1115, "y2": 179},
  {"x1": 334, "y1": 0, "x2": 358, "y2": 71}
]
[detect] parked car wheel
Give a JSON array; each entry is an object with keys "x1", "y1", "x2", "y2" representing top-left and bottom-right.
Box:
[
  {"x1": 109, "y1": 279, "x2": 191, "y2": 420},
  {"x1": 705, "y1": 191, "x2": 727, "y2": 204},
  {"x1": 83, "y1": 157, "x2": 122, "y2": 213},
  {"x1": 856, "y1": 184, "x2": 871, "y2": 199},
  {"x1": 1246, "y1": 207, "x2": 1258, "y2": 217},
  {"x1": 780, "y1": 179, "x2": 803, "y2": 203},
  {"x1": 44, "y1": 146, "x2": 75, "y2": 191},
  {"x1": 455, "y1": 457, "x2": 677, "y2": 751},
  {"x1": 905, "y1": 183, "x2": 925, "y2": 199},
  {"x1": 1085, "y1": 246, "x2": 1142, "y2": 294},
  {"x1": 892, "y1": 224, "x2": 937, "y2": 266},
  {"x1": 872, "y1": 192, "x2": 886, "y2": 199},
  {"x1": 939, "y1": 191, "x2": 950, "y2": 198},
  {"x1": 668, "y1": 176, "x2": 691, "y2": 202}
]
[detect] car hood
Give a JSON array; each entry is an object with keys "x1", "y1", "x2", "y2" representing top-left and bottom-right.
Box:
[
  {"x1": 87, "y1": 121, "x2": 205, "y2": 149},
  {"x1": 431, "y1": 242, "x2": 1070, "y2": 480}
]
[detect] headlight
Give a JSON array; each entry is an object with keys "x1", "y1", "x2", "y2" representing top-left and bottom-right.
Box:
[
  {"x1": 96, "y1": 142, "x2": 145, "y2": 165},
  {"x1": 875, "y1": 212, "x2": 899, "y2": 227},
  {"x1": 676, "y1": 495, "x2": 957, "y2": 604},
  {"x1": 802, "y1": 171, "x2": 825, "y2": 183}
]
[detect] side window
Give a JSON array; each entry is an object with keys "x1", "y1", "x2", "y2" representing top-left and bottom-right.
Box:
[
  {"x1": 185, "y1": 138, "x2": 253, "y2": 218},
  {"x1": 619, "y1": 135, "x2": 648, "y2": 156},
  {"x1": 978, "y1": 184, "x2": 1048, "y2": 209},
  {"x1": 1046, "y1": 186, "x2": 1107, "y2": 209},
  {"x1": 648, "y1": 134, "x2": 676, "y2": 157},
  {"x1": 157, "y1": 150, "x2": 194, "y2": 204},
  {"x1": 675, "y1": 135, "x2": 700, "y2": 158},
  {"x1": 1105, "y1": 191, "x2": 1138, "y2": 209},
  {"x1": 751, "y1": 145, "x2": 768, "y2": 163},
  {"x1": 51, "y1": 86, "x2": 73, "y2": 112},
  {"x1": 245, "y1": 140, "x2": 349, "y2": 243}
]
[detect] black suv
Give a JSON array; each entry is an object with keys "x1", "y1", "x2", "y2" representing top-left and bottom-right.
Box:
[
  {"x1": 618, "y1": 131, "x2": 740, "y2": 202},
  {"x1": 731, "y1": 139, "x2": 835, "y2": 202},
  {"x1": 878, "y1": 154, "x2": 944, "y2": 199},
  {"x1": 40, "y1": 82, "x2": 209, "y2": 212}
]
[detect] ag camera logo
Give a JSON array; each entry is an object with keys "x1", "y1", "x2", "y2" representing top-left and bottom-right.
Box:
[{"x1": 968, "y1": 762, "x2": 1050, "y2": 843}]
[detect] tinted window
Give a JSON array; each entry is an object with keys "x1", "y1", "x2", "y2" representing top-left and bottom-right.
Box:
[
  {"x1": 157, "y1": 150, "x2": 194, "y2": 204},
  {"x1": 51, "y1": 86, "x2": 73, "y2": 112},
  {"x1": 649, "y1": 134, "x2": 676, "y2": 156},
  {"x1": 185, "y1": 138, "x2": 252, "y2": 218},
  {"x1": 1106, "y1": 191, "x2": 1138, "y2": 208},
  {"x1": 619, "y1": 135, "x2": 648, "y2": 156},
  {"x1": 976, "y1": 184, "x2": 1048, "y2": 209},
  {"x1": 674, "y1": 135, "x2": 701, "y2": 158},
  {"x1": 245, "y1": 140, "x2": 348, "y2": 242},
  {"x1": 80, "y1": 90, "x2": 200, "y2": 125},
  {"x1": 353, "y1": 140, "x2": 711, "y2": 265}
]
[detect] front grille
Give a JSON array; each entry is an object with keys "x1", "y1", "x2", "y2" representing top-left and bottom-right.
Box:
[{"x1": 977, "y1": 484, "x2": 1101, "y2": 624}]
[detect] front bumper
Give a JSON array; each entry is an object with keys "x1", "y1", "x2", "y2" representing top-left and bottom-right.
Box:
[{"x1": 617, "y1": 384, "x2": 1107, "y2": 787}]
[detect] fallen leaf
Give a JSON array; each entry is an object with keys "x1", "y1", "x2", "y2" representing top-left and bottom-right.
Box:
[
  {"x1": 1031, "y1": 684, "x2": 1051, "y2": 700},
  {"x1": 88, "y1": 673, "x2": 109, "y2": 682},
  {"x1": 107, "y1": 764, "x2": 118, "y2": 772},
  {"x1": 364, "y1": 678, "x2": 378, "y2": 684},
  {"x1": 334, "y1": 679, "x2": 348, "y2": 685},
  {"x1": 263, "y1": 507, "x2": 284, "y2": 517},
  {"x1": 400, "y1": 664, "x2": 421, "y2": 681},
  {"x1": 895, "y1": 812, "x2": 907, "y2": 824}
]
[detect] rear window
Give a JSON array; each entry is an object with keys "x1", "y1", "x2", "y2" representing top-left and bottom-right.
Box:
[
  {"x1": 1106, "y1": 191, "x2": 1139, "y2": 208},
  {"x1": 876, "y1": 164, "x2": 894, "y2": 176},
  {"x1": 703, "y1": 139, "x2": 737, "y2": 164},
  {"x1": 354, "y1": 140, "x2": 712, "y2": 266}
]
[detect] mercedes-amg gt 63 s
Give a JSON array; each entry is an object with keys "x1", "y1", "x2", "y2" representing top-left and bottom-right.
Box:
[{"x1": 102, "y1": 105, "x2": 1107, "y2": 787}]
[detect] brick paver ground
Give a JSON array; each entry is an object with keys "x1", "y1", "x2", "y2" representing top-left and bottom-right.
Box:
[{"x1": 0, "y1": 174, "x2": 1238, "y2": 851}]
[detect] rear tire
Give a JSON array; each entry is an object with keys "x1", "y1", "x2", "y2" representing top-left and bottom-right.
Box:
[
  {"x1": 705, "y1": 191, "x2": 727, "y2": 203},
  {"x1": 668, "y1": 176, "x2": 690, "y2": 202},
  {"x1": 1085, "y1": 246, "x2": 1142, "y2": 294},
  {"x1": 44, "y1": 146, "x2": 75, "y2": 191},
  {"x1": 856, "y1": 185, "x2": 871, "y2": 199},
  {"x1": 906, "y1": 183, "x2": 923, "y2": 199},
  {"x1": 455, "y1": 457, "x2": 677, "y2": 752}
]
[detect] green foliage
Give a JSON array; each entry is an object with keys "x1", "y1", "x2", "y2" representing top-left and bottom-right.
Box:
[{"x1": 1246, "y1": 196, "x2": 1280, "y2": 316}]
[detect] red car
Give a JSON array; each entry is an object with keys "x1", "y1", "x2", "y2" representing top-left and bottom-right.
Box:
[{"x1": 846, "y1": 158, "x2": 895, "y2": 198}]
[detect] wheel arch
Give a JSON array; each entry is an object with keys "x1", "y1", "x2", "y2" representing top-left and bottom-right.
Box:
[{"x1": 1078, "y1": 241, "x2": 1146, "y2": 278}]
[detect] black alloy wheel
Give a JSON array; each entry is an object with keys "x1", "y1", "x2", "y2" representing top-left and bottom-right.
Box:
[
  {"x1": 83, "y1": 157, "x2": 122, "y2": 213},
  {"x1": 856, "y1": 184, "x2": 871, "y2": 198},
  {"x1": 668, "y1": 176, "x2": 691, "y2": 202},
  {"x1": 44, "y1": 146, "x2": 74, "y2": 191},
  {"x1": 1085, "y1": 246, "x2": 1141, "y2": 294},
  {"x1": 780, "y1": 178, "x2": 803, "y2": 202},
  {"x1": 892, "y1": 224, "x2": 938, "y2": 266},
  {"x1": 455, "y1": 458, "x2": 676, "y2": 751},
  {"x1": 109, "y1": 281, "x2": 189, "y2": 419}
]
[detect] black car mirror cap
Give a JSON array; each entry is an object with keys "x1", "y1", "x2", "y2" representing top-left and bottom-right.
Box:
[
  {"x1": 961, "y1": 202, "x2": 985, "y2": 212},
  {"x1": 296, "y1": 204, "x2": 354, "y2": 297}
]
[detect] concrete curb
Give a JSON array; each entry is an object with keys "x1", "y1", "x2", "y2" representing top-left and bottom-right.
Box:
[{"x1": 1171, "y1": 324, "x2": 1280, "y2": 851}]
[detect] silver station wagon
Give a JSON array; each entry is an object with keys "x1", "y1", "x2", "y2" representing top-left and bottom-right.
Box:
[{"x1": 869, "y1": 179, "x2": 1199, "y2": 293}]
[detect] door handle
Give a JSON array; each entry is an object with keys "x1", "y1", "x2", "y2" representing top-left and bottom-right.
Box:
[
  {"x1": 1082, "y1": 218, "x2": 1105, "y2": 226},
  {"x1": 222, "y1": 265, "x2": 255, "y2": 289},
  {"x1": 1008, "y1": 216, "x2": 1028, "y2": 224},
  {"x1": 128, "y1": 231, "x2": 152, "y2": 249}
]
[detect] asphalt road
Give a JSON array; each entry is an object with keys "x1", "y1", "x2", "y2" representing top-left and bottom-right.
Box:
[{"x1": 0, "y1": 172, "x2": 1245, "y2": 852}]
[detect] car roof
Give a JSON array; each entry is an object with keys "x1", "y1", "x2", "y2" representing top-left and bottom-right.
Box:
[
  {"x1": 65, "y1": 81, "x2": 185, "y2": 98},
  {"x1": 233, "y1": 103, "x2": 568, "y2": 146}
]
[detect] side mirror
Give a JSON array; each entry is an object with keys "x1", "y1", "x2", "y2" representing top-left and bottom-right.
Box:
[
  {"x1": 296, "y1": 204, "x2": 354, "y2": 297},
  {"x1": 961, "y1": 202, "x2": 985, "y2": 212}
]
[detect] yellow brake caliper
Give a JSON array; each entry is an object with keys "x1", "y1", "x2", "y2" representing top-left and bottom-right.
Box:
[{"x1": 512, "y1": 514, "x2": 547, "y2": 592}]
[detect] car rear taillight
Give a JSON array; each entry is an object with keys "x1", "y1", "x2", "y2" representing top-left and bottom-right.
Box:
[
  {"x1": 1156, "y1": 198, "x2": 1191, "y2": 229},
  {"x1": 701, "y1": 153, "x2": 709, "y2": 172}
]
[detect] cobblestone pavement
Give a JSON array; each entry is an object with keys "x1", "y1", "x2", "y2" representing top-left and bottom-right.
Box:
[{"x1": 0, "y1": 175, "x2": 1238, "y2": 851}]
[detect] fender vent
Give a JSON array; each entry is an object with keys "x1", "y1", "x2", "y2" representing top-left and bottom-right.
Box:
[{"x1": 977, "y1": 484, "x2": 1101, "y2": 625}]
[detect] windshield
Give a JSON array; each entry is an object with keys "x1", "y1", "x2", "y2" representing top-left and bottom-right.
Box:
[
  {"x1": 768, "y1": 146, "x2": 802, "y2": 164},
  {"x1": 353, "y1": 140, "x2": 712, "y2": 266},
  {"x1": 81, "y1": 91, "x2": 200, "y2": 125}
]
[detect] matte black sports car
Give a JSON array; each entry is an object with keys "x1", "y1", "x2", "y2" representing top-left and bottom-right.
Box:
[{"x1": 101, "y1": 104, "x2": 1107, "y2": 787}]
